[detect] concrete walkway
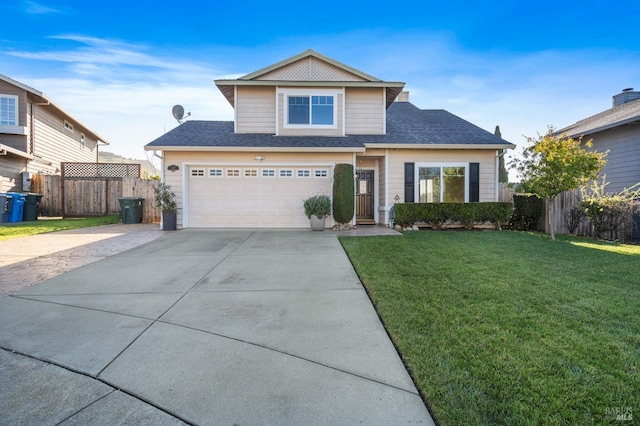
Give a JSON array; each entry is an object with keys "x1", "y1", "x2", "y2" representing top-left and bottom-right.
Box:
[
  {"x1": 0, "y1": 223, "x2": 165, "y2": 299},
  {"x1": 0, "y1": 228, "x2": 433, "y2": 425}
]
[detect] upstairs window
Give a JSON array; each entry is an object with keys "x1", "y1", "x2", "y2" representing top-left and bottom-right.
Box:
[
  {"x1": 0, "y1": 95, "x2": 18, "y2": 126},
  {"x1": 287, "y1": 95, "x2": 334, "y2": 126}
]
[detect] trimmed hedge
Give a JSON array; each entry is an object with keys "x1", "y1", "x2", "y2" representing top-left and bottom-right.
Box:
[
  {"x1": 333, "y1": 163, "x2": 355, "y2": 224},
  {"x1": 509, "y1": 194, "x2": 544, "y2": 231},
  {"x1": 394, "y1": 202, "x2": 513, "y2": 230}
]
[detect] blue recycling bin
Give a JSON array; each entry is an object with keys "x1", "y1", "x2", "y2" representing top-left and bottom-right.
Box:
[{"x1": 6, "y1": 192, "x2": 26, "y2": 223}]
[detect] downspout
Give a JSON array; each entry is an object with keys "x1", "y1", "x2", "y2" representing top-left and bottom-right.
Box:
[{"x1": 495, "y1": 150, "x2": 500, "y2": 201}]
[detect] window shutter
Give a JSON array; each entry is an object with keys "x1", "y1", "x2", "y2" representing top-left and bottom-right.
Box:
[
  {"x1": 404, "y1": 163, "x2": 415, "y2": 202},
  {"x1": 469, "y1": 162, "x2": 480, "y2": 202}
]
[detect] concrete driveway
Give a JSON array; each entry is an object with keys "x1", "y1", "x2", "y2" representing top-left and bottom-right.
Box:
[{"x1": 0, "y1": 229, "x2": 434, "y2": 425}]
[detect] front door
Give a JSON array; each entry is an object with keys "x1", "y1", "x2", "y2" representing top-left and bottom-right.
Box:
[{"x1": 356, "y1": 170, "x2": 375, "y2": 224}]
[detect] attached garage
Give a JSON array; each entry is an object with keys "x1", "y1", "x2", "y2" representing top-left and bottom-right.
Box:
[{"x1": 185, "y1": 164, "x2": 333, "y2": 228}]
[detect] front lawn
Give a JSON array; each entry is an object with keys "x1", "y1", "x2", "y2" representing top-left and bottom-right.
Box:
[
  {"x1": 340, "y1": 231, "x2": 639, "y2": 425},
  {"x1": 0, "y1": 215, "x2": 121, "y2": 241}
]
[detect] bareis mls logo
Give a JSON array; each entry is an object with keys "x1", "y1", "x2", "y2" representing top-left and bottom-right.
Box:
[{"x1": 605, "y1": 407, "x2": 633, "y2": 422}]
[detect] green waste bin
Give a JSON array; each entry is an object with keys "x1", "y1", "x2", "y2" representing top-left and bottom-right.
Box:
[
  {"x1": 23, "y1": 193, "x2": 44, "y2": 221},
  {"x1": 118, "y1": 197, "x2": 144, "y2": 224}
]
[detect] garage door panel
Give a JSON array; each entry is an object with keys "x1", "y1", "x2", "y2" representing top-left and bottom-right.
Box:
[{"x1": 188, "y1": 166, "x2": 332, "y2": 228}]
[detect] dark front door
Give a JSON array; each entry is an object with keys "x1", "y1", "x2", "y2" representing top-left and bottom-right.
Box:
[{"x1": 356, "y1": 169, "x2": 375, "y2": 224}]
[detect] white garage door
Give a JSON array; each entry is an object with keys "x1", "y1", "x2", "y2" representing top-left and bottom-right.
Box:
[{"x1": 187, "y1": 165, "x2": 333, "y2": 228}]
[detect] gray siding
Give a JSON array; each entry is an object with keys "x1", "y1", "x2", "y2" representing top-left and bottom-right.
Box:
[
  {"x1": 0, "y1": 154, "x2": 26, "y2": 192},
  {"x1": 589, "y1": 123, "x2": 640, "y2": 193},
  {"x1": 32, "y1": 106, "x2": 98, "y2": 172}
]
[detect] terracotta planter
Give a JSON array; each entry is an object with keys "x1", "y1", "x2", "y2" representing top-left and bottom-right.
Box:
[{"x1": 310, "y1": 214, "x2": 326, "y2": 231}]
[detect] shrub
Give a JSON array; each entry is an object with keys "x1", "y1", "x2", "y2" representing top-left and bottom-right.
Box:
[
  {"x1": 509, "y1": 194, "x2": 543, "y2": 231},
  {"x1": 303, "y1": 195, "x2": 331, "y2": 219},
  {"x1": 332, "y1": 164, "x2": 354, "y2": 224},
  {"x1": 565, "y1": 207, "x2": 586, "y2": 235},
  {"x1": 394, "y1": 202, "x2": 513, "y2": 230},
  {"x1": 580, "y1": 178, "x2": 640, "y2": 240}
]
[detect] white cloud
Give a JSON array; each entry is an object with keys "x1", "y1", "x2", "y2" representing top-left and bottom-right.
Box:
[{"x1": 25, "y1": 1, "x2": 60, "y2": 14}]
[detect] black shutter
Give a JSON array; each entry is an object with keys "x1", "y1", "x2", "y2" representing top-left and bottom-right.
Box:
[
  {"x1": 469, "y1": 162, "x2": 480, "y2": 202},
  {"x1": 404, "y1": 163, "x2": 415, "y2": 202}
]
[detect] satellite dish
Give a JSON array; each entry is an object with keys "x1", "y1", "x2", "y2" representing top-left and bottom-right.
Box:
[{"x1": 172, "y1": 105, "x2": 185, "y2": 121}]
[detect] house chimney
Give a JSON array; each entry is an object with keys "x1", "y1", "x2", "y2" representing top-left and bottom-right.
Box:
[
  {"x1": 612, "y1": 88, "x2": 640, "y2": 107},
  {"x1": 396, "y1": 91, "x2": 410, "y2": 102}
]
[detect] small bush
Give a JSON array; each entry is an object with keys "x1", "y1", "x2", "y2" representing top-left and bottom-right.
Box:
[
  {"x1": 394, "y1": 202, "x2": 512, "y2": 230},
  {"x1": 509, "y1": 194, "x2": 543, "y2": 231},
  {"x1": 303, "y1": 195, "x2": 331, "y2": 219}
]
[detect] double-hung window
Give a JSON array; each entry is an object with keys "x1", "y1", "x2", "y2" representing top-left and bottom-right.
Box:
[
  {"x1": 0, "y1": 95, "x2": 18, "y2": 126},
  {"x1": 417, "y1": 165, "x2": 467, "y2": 203},
  {"x1": 287, "y1": 95, "x2": 334, "y2": 126}
]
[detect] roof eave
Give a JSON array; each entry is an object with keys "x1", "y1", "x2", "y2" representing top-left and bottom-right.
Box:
[
  {"x1": 561, "y1": 116, "x2": 640, "y2": 138},
  {"x1": 214, "y1": 80, "x2": 406, "y2": 108},
  {"x1": 144, "y1": 145, "x2": 365, "y2": 153},
  {"x1": 364, "y1": 143, "x2": 517, "y2": 150},
  {"x1": 0, "y1": 143, "x2": 35, "y2": 160}
]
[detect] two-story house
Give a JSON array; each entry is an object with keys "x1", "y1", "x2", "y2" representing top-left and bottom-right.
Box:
[
  {"x1": 0, "y1": 74, "x2": 108, "y2": 192},
  {"x1": 145, "y1": 50, "x2": 515, "y2": 228}
]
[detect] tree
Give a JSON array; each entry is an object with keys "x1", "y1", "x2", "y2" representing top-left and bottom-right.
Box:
[
  {"x1": 495, "y1": 125, "x2": 509, "y2": 183},
  {"x1": 511, "y1": 127, "x2": 607, "y2": 240}
]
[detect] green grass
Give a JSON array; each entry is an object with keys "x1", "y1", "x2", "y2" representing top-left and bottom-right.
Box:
[
  {"x1": 0, "y1": 215, "x2": 121, "y2": 241},
  {"x1": 340, "y1": 231, "x2": 639, "y2": 425}
]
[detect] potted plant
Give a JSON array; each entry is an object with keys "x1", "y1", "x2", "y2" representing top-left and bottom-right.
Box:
[
  {"x1": 303, "y1": 195, "x2": 331, "y2": 231},
  {"x1": 154, "y1": 183, "x2": 178, "y2": 231}
]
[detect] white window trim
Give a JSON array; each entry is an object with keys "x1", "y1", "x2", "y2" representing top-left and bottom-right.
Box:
[
  {"x1": 261, "y1": 169, "x2": 276, "y2": 178},
  {"x1": 279, "y1": 169, "x2": 294, "y2": 178},
  {"x1": 414, "y1": 162, "x2": 469, "y2": 203},
  {"x1": 0, "y1": 94, "x2": 18, "y2": 126},
  {"x1": 226, "y1": 168, "x2": 241, "y2": 178},
  {"x1": 191, "y1": 168, "x2": 205, "y2": 177},
  {"x1": 64, "y1": 120, "x2": 74, "y2": 133},
  {"x1": 244, "y1": 168, "x2": 258, "y2": 178},
  {"x1": 314, "y1": 169, "x2": 329, "y2": 178},
  {"x1": 208, "y1": 168, "x2": 223, "y2": 177},
  {"x1": 297, "y1": 169, "x2": 311, "y2": 178},
  {"x1": 278, "y1": 88, "x2": 340, "y2": 130}
]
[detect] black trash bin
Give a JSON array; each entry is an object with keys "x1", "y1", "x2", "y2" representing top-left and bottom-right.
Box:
[
  {"x1": 118, "y1": 197, "x2": 144, "y2": 224},
  {"x1": 0, "y1": 193, "x2": 10, "y2": 223},
  {"x1": 23, "y1": 193, "x2": 44, "y2": 221}
]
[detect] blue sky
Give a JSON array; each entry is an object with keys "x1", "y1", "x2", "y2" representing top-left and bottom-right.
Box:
[{"x1": 2, "y1": 0, "x2": 640, "y2": 172}]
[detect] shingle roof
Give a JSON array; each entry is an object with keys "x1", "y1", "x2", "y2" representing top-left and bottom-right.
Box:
[
  {"x1": 145, "y1": 102, "x2": 514, "y2": 150},
  {"x1": 557, "y1": 98, "x2": 640, "y2": 137}
]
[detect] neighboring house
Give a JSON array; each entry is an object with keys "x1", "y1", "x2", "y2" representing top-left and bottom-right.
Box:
[
  {"x1": 557, "y1": 88, "x2": 640, "y2": 193},
  {"x1": 0, "y1": 74, "x2": 108, "y2": 192},
  {"x1": 145, "y1": 50, "x2": 515, "y2": 228}
]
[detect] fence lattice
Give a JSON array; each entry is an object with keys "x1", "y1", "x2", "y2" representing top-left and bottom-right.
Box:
[{"x1": 62, "y1": 163, "x2": 140, "y2": 178}]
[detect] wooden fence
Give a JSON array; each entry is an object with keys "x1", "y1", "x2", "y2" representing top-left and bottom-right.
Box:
[
  {"x1": 31, "y1": 175, "x2": 160, "y2": 223},
  {"x1": 544, "y1": 189, "x2": 636, "y2": 242},
  {"x1": 498, "y1": 183, "x2": 516, "y2": 203}
]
